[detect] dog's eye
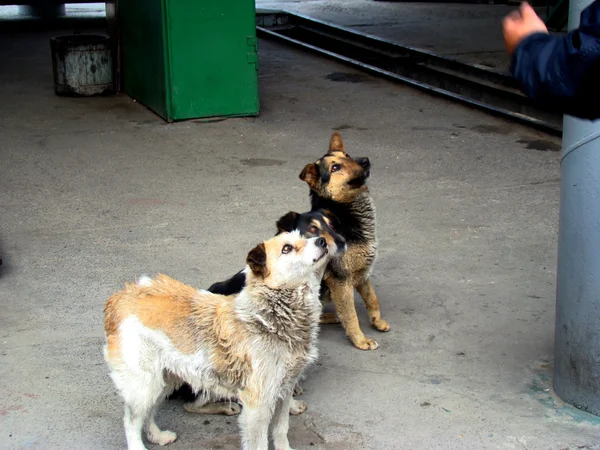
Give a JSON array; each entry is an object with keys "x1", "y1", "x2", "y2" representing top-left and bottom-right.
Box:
[
  {"x1": 331, "y1": 164, "x2": 342, "y2": 172},
  {"x1": 282, "y1": 244, "x2": 293, "y2": 254},
  {"x1": 308, "y1": 226, "x2": 318, "y2": 234}
]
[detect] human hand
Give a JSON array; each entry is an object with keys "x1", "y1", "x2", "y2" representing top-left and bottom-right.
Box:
[{"x1": 502, "y1": 2, "x2": 548, "y2": 55}]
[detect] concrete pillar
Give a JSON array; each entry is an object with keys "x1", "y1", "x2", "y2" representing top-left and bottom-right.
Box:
[{"x1": 554, "y1": 0, "x2": 600, "y2": 416}]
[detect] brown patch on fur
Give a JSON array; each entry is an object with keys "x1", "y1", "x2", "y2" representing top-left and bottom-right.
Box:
[
  {"x1": 339, "y1": 242, "x2": 375, "y2": 279},
  {"x1": 104, "y1": 274, "x2": 254, "y2": 386},
  {"x1": 104, "y1": 275, "x2": 200, "y2": 354},
  {"x1": 105, "y1": 334, "x2": 122, "y2": 362},
  {"x1": 293, "y1": 239, "x2": 307, "y2": 255}
]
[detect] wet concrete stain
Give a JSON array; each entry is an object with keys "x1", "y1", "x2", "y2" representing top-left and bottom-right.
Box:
[
  {"x1": 239, "y1": 158, "x2": 286, "y2": 167},
  {"x1": 126, "y1": 198, "x2": 187, "y2": 207},
  {"x1": 412, "y1": 126, "x2": 454, "y2": 132},
  {"x1": 527, "y1": 178, "x2": 560, "y2": 186},
  {"x1": 195, "y1": 413, "x2": 365, "y2": 449},
  {"x1": 196, "y1": 432, "x2": 240, "y2": 450},
  {"x1": 298, "y1": 414, "x2": 366, "y2": 449},
  {"x1": 471, "y1": 124, "x2": 512, "y2": 135},
  {"x1": 517, "y1": 138, "x2": 561, "y2": 152},
  {"x1": 527, "y1": 361, "x2": 600, "y2": 425},
  {"x1": 325, "y1": 72, "x2": 368, "y2": 83},
  {"x1": 127, "y1": 198, "x2": 164, "y2": 206},
  {"x1": 193, "y1": 117, "x2": 228, "y2": 124},
  {"x1": 333, "y1": 124, "x2": 369, "y2": 131}
]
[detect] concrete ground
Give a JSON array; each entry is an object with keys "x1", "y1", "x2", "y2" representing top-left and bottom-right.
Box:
[
  {"x1": 257, "y1": 0, "x2": 548, "y2": 69},
  {"x1": 1, "y1": 22, "x2": 599, "y2": 450}
]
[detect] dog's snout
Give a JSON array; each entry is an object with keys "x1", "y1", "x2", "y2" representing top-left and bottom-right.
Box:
[
  {"x1": 357, "y1": 157, "x2": 370, "y2": 169},
  {"x1": 316, "y1": 237, "x2": 327, "y2": 248}
]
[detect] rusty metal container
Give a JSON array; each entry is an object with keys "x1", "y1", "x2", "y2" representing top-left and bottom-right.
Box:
[{"x1": 50, "y1": 35, "x2": 114, "y2": 96}]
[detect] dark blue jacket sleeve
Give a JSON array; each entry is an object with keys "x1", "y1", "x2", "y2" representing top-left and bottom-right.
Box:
[{"x1": 510, "y1": 0, "x2": 600, "y2": 120}]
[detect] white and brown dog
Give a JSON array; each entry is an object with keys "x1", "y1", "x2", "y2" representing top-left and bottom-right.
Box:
[{"x1": 103, "y1": 231, "x2": 339, "y2": 450}]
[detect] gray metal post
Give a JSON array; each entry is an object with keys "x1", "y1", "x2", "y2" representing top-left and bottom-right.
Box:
[
  {"x1": 19, "y1": 2, "x2": 65, "y2": 20},
  {"x1": 554, "y1": 0, "x2": 600, "y2": 416}
]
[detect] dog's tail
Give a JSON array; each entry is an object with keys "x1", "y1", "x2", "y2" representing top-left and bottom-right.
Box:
[{"x1": 136, "y1": 274, "x2": 153, "y2": 287}]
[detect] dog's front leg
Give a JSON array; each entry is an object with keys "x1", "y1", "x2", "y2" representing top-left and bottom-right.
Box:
[
  {"x1": 183, "y1": 397, "x2": 241, "y2": 416},
  {"x1": 272, "y1": 392, "x2": 294, "y2": 450},
  {"x1": 238, "y1": 392, "x2": 275, "y2": 450},
  {"x1": 327, "y1": 277, "x2": 379, "y2": 350}
]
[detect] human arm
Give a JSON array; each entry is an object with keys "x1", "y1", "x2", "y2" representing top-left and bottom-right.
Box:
[{"x1": 503, "y1": 1, "x2": 600, "y2": 120}]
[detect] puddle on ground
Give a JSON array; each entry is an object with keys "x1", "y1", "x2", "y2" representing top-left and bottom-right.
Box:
[{"x1": 239, "y1": 158, "x2": 286, "y2": 167}]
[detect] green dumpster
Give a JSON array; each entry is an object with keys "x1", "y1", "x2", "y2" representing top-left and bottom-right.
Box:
[{"x1": 117, "y1": 0, "x2": 259, "y2": 121}]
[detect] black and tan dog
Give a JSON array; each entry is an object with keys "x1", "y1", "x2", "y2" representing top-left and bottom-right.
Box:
[
  {"x1": 205, "y1": 133, "x2": 389, "y2": 350},
  {"x1": 299, "y1": 132, "x2": 389, "y2": 350}
]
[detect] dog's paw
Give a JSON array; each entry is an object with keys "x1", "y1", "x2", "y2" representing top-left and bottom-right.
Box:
[
  {"x1": 320, "y1": 312, "x2": 341, "y2": 324},
  {"x1": 274, "y1": 437, "x2": 295, "y2": 450},
  {"x1": 219, "y1": 403, "x2": 242, "y2": 416},
  {"x1": 224, "y1": 403, "x2": 242, "y2": 416},
  {"x1": 147, "y1": 430, "x2": 177, "y2": 446},
  {"x1": 184, "y1": 401, "x2": 241, "y2": 416},
  {"x1": 128, "y1": 443, "x2": 148, "y2": 450},
  {"x1": 353, "y1": 337, "x2": 379, "y2": 350},
  {"x1": 372, "y1": 318, "x2": 390, "y2": 332},
  {"x1": 293, "y1": 384, "x2": 304, "y2": 396},
  {"x1": 289, "y1": 399, "x2": 307, "y2": 415}
]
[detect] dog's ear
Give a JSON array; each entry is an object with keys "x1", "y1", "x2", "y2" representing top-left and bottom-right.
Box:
[
  {"x1": 276, "y1": 212, "x2": 298, "y2": 234},
  {"x1": 329, "y1": 132, "x2": 345, "y2": 153},
  {"x1": 299, "y1": 163, "x2": 319, "y2": 188},
  {"x1": 247, "y1": 243, "x2": 267, "y2": 277}
]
